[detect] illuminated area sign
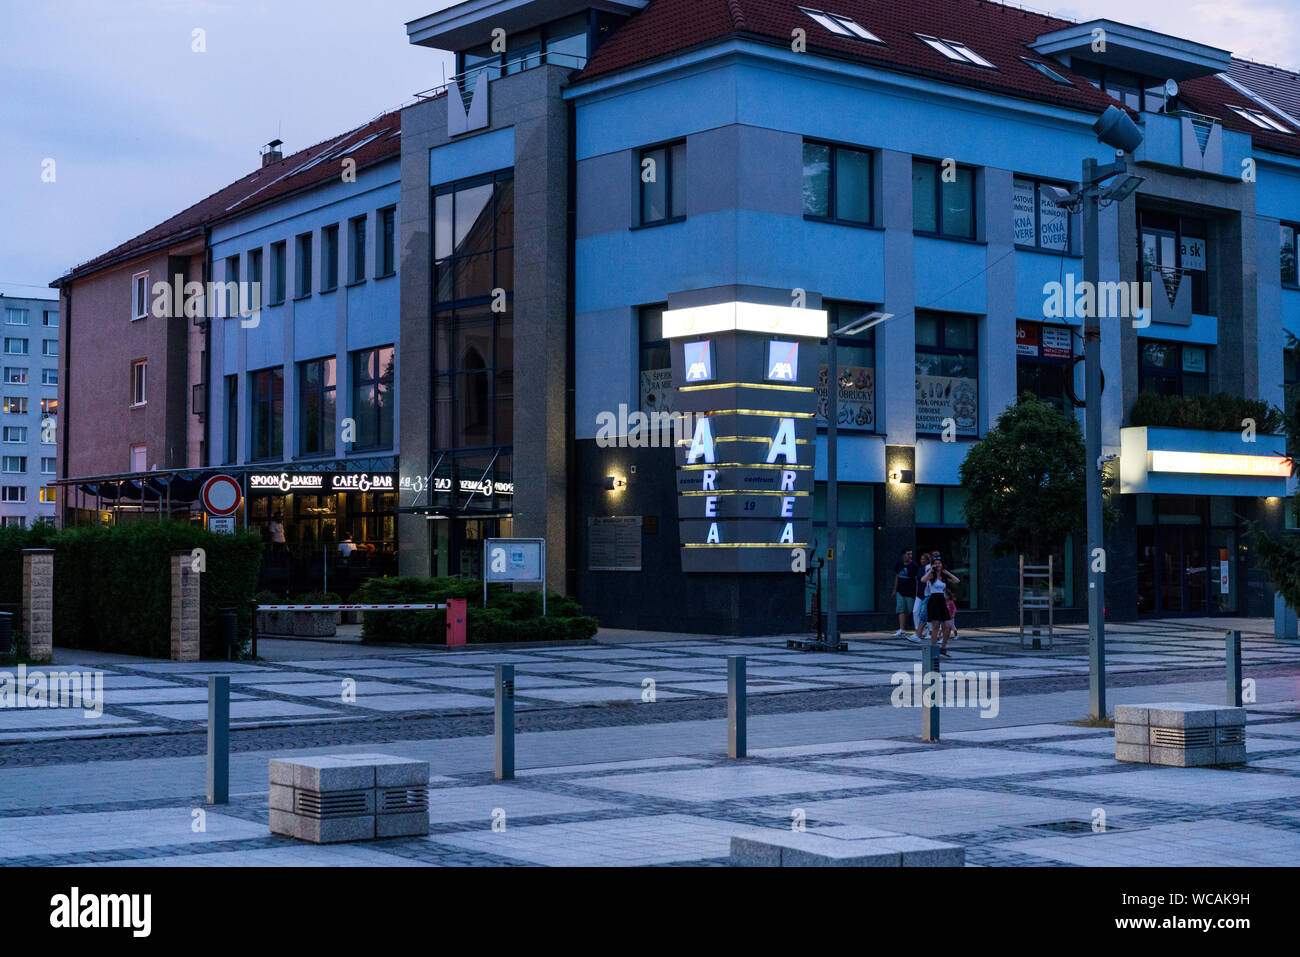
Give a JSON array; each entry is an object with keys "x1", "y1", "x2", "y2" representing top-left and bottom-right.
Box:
[
  {"x1": 668, "y1": 304, "x2": 822, "y2": 573},
  {"x1": 1149, "y1": 450, "x2": 1291, "y2": 478}
]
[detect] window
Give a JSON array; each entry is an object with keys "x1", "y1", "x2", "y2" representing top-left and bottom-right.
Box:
[
  {"x1": 322, "y1": 224, "x2": 339, "y2": 291},
  {"x1": 132, "y1": 271, "x2": 149, "y2": 320},
  {"x1": 1282, "y1": 223, "x2": 1298, "y2": 286},
  {"x1": 40, "y1": 397, "x2": 56, "y2": 415},
  {"x1": 43, "y1": 310, "x2": 57, "y2": 327},
  {"x1": 378, "y1": 207, "x2": 396, "y2": 277},
  {"x1": 270, "y1": 241, "x2": 286, "y2": 304},
  {"x1": 433, "y1": 169, "x2": 515, "y2": 457},
  {"x1": 799, "y1": 8, "x2": 882, "y2": 43},
  {"x1": 1286, "y1": 345, "x2": 1298, "y2": 388},
  {"x1": 131, "y1": 359, "x2": 147, "y2": 406},
  {"x1": 915, "y1": 35, "x2": 995, "y2": 68},
  {"x1": 249, "y1": 367, "x2": 284, "y2": 461},
  {"x1": 42, "y1": 340, "x2": 56, "y2": 357},
  {"x1": 225, "y1": 255, "x2": 240, "y2": 316},
  {"x1": 803, "y1": 141, "x2": 873, "y2": 225},
  {"x1": 1, "y1": 515, "x2": 25, "y2": 527},
  {"x1": 4, "y1": 339, "x2": 27, "y2": 355},
  {"x1": 3, "y1": 397, "x2": 27, "y2": 415},
  {"x1": 915, "y1": 311, "x2": 979, "y2": 437},
  {"x1": 1013, "y1": 179, "x2": 1072, "y2": 252},
  {"x1": 5, "y1": 308, "x2": 28, "y2": 326},
  {"x1": 1021, "y1": 57, "x2": 1071, "y2": 84},
  {"x1": 4, "y1": 368, "x2": 26, "y2": 384},
  {"x1": 39, "y1": 486, "x2": 56, "y2": 503},
  {"x1": 811, "y1": 484, "x2": 878, "y2": 612},
  {"x1": 295, "y1": 232, "x2": 312, "y2": 298},
  {"x1": 351, "y1": 346, "x2": 394, "y2": 450},
  {"x1": 638, "y1": 304, "x2": 670, "y2": 414},
  {"x1": 913, "y1": 159, "x2": 975, "y2": 239},
  {"x1": 1016, "y1": 321, "x2": 1076, "y2": 411},
  {"x1": 1139, "y1": 211, "x2": 1208, "y2": 314},
  {"x1": 40, "y1": 457, "x2": 54, "y2": 474},
  {"x1": 41, "y1": 368, "x2": 56, "y2": 386},
  {"x1": 3, "y1": 427, "x2": 27, "y2": 443},
  {"x1": 298, "y1": 357, "x2": 336, "y2": 456},
  {"x1": 249, "y1": 247, "x2": 263, "y2": 292},
  {"x1": 1139, "y1": 340, "x2": 1209, "y2": 396},
  {"x1": 2, "y1": 456, "x2": 26, "y2": 473},
  {"x1": 1072, "y1": 60, "x2": 1178, "y2": 113},
  {"x1": 915, "y1": 485, "x2": 977, "y2": 609},
  {"x1": 1, "y1": 487, "x2": 25, "y2": 503},
  {"x1": 349, "y1": 216, "x2": 367, "y2": 283},
  {"x1": 130, "y1": 444, "x2": 146, "y2": 472},
  {"x1": 224, "y1": 374, "x2": 238, "y2": 465},
  {"x1": 818, "y1": 301, "x2": 877, "y2": 431},
  {"x1": 455, "y1": 14, "x2": 591, "y2": 77},
  {"x1": 639, "y1": 142, "x2": 686, "y2": 226},
  {"x1": 1228, "y1": 105, "x2": 1293, "y2": 134}
]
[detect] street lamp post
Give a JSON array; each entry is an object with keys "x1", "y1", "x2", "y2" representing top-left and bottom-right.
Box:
[{"x1": 824, "y1": 310, "x2": 894, "y2": 652}]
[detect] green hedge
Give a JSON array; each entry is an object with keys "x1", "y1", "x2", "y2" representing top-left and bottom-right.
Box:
[
  {"x1": 0, "y1": 520, "x2": 262, "y2": 659},
  {"x1": 1130, "y1": 392, "x2": 1283, "y2": 434},
  {"x1": 354, "y1": 577, "x2": 598, "y2": 645}
]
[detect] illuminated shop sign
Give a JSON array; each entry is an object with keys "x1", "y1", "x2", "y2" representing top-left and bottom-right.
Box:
[
  {"x1": 248, "y1": 471, "x2": 398, "y2": 493},
  {"x1": 1149, "y1": 451, "x2": 1290, "y2": 478},
  {"x1": 667, "y1": 303, "x2": 824, "y2": 573}
]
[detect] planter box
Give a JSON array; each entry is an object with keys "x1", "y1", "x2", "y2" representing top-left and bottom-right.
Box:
[{"x1": 255, "y1": 610, "x2": 338, "y2": 637}]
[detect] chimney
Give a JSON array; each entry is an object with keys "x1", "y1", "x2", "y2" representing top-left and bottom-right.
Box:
[{"x1": 260, "y1": 138, "x2": 284, "y2": 167}]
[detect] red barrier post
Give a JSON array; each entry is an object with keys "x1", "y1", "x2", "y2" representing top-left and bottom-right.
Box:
[{"x1": 445, "y1": 598, "x2": 467, "y2": 646}]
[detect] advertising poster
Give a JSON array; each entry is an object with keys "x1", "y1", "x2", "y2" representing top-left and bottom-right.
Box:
[
  {"x1": 817, "y1": 364, "x2": 875, "y2": 430},
  {"x1": 916, "y1": 375, "x2": 978, "y2": 435}
]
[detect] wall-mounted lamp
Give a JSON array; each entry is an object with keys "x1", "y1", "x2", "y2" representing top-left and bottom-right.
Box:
[
  {"x1": 889, "y1": 469, "x2": 915, "y2": 485},
  {"x1": 603, "y1": 476, "x2": 626, "y2": 491}
]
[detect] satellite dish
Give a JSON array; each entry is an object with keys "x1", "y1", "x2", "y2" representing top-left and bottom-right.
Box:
[{"x1": 1163, "y1": 78, "x2": 1179, "y2": 111}]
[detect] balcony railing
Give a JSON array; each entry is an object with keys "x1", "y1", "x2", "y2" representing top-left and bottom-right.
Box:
[{"x1": 415, "y1": 51, "x2": 587, "y2": 137}]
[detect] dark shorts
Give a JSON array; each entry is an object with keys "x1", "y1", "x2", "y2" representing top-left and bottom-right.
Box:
[{"x1": 926, "y1": 593, "x2": 951, "y2": 622}]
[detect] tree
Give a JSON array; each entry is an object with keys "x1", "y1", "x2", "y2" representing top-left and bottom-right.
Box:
[
  {"x1": 1250, "y1": 333, "x2": 1300, "y2": 610},
  {"x1": 959, "y1": 393, "x2": 1098, "y2": 561}
]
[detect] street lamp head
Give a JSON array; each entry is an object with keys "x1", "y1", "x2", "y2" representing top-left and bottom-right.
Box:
[
  {"x1": 1042, "y1": 184, "x2": 1079, "y2": 208},
  {"x1": 1101, "y1": 175, "x2": 1144, "y2": 203},
  {"x1": 832, "y1": 311, "x2": 894, "y2": 338},
  {"x1": 1093, "y1": 105, "x2": 1144, "y2": 154}
]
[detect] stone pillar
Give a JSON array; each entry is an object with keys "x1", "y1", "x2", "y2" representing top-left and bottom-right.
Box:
[
  {"x1": 171, "y1": 550, "x2": 201, "y2": 662},
  {"x1": 21, "y1": 548, "x2": 54, "y2": 664}
]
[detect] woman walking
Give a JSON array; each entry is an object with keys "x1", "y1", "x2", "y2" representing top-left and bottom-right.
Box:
[{"x1": 922, "y1": 555, "x2": 961, "y2": 657}]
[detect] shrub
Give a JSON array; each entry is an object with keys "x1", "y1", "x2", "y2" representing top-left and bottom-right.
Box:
[
  {"x1": 1130, "y1": 392, "x2": 1283, "y2": 434},
  {"x1": 354, "y1": 576, "x2": 598, "y2": 645}
]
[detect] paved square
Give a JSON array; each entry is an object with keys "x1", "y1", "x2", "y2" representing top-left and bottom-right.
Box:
[{"x1": 572, "y1": 765, "x2": 885, "y2": 802}]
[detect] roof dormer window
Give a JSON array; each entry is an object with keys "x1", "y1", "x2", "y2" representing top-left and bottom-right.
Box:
[
  {"x1": 916, "y1": 34, "x2": 996, "y2": 69},
  {"x1": 800, "y1": 8, "x2": 883, "y2": 44}
]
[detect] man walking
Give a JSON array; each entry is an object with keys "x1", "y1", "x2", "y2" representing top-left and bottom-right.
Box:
[{"x1": 891, "y1": 548, "x2": 920, "y2": 638}]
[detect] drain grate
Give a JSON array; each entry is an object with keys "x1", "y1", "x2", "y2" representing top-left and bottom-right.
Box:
[{"x1": 1023, "y1": 820, "x2": 1120, "y2": 835}]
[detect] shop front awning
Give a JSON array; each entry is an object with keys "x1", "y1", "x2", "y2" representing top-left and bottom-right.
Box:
[{"x1": 1119, "y1": 427, "x2": 1292, "y2": 496}]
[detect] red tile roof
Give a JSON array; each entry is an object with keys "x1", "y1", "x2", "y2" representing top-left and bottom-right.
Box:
[
  {"x1": 55, "y1": 110, "x2": 403, "y2": 285},
  {"x1": 577, "y1": 0, "x2": 1300, "y2": 158}
]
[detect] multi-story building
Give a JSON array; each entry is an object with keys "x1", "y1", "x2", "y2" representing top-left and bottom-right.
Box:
[
  {"x1": 0, "y1": 294, "x2": 60, "y2": 527},
  {"x1": 396, "y1": 0, "x2": 1299, "y2": 632}
]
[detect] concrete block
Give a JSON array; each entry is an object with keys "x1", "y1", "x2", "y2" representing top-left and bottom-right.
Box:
[
  {"x1": 729, "y1": 835, "x2": 784, "y2": 867},
  {"x1": 1150, "y1": 745, "x2": 1216, "y2": 767},
  {"x1": 782, "y1": 840, "x2": 901, "y2": 867},
  {"x1": 376, "y1": 811, "x2": 430, "y2": 838},
  {"x1": 1116, "y1": 742, "x2": 1150, "y2": 763},
  {"x1": 269, "y1": 808, "x2": 305, "y2": 840},
  {"x1": 268, "y1": 783, "x2": 295, "y2": 812},
  {"x1": 301, "y1": 815, "x2": 375, "y2": 844},
  {"x1": 1147, "y1": 704, "x2": 1217, "y2": 729},
  {"x1": 1215, "y1": 708, "x2": 1247, "y2": 727},
  {"x1": 1214, "y1": 744, "x2": 1247, "y2": 765},
  {"x1": 1115, "y1": 723, "x2": 1148, "y2": 744},
  {"x1": 368, "y1": 756, "x2": 430, "y2": 788},
  {"x1": 1114, "y1": 705, "x2": 1150, "y2": 725},
  {"x1": 291, "y1": 756, "x2": 377, "y2": 791},
  {"x1": 875, "y1": 836, "x2": 965, "y2": 867}
]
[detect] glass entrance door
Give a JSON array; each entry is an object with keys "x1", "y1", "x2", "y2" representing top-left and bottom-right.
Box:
[{"x1": 1136, "y1": 496, "x2": 1235, "y2": 616}]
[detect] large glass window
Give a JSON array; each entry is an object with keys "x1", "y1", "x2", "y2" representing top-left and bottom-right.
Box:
[
  {"x1": 295, "y1": 232, "x2": 312, "y2": 298},
  {"x1": 322, "y1": 225, "x2": 339, "y2": 291},
  {"x1": 803, "y1": 141, "x2": 873, "y2": 225},
  {"x1": 349, "y1": 216, "x2": 367, "y2": 283},
  {"x1": 1015, "y1": 320, "x2": 1075, "y2": 411},
  {"x1": 913, "y1": 159, "x2": 975, "y2": 239},
  {"x1": 1282, "y1": 223, "x2": 1298, "y2": 286},
  {"x1": 915, "y1": 485, "x2": 977, "y2": 609},
  {"x1": 432, "y1": 170, "x2": 515, "y2": 463},
  {"x1": 249, "y1": 367, "x2": 284, "y2": 461},
  {"x1": 1012, "y1": 178, "x2": 1072, "y2": 251},
  {"x1": 351, "y1": 346, "x2": 394, "y2": 451},
  {"x1": 223, "y1": 374, "x2": 237, "y2": 465},
  {"x1": 1139, "y1": 340, "x2": 1209, "y2": 396},
  {"x1": 1139, "y1": 210, "x2": 1209, "y2": 314},
  {"x1": 915, "y1": 311, "x2": 979, "y2": 436},
  {"x1": 299, "y1": 357, "x2": 336, "y2": 456},
  {"x1": 817, "y1": 301, "x2": 877, "y2": 431},
  {"x1": 639, "y1": 142, "x2": 686, "y2": 226},
  {"x1": 455, "y1": 14, "x2": 590, "y2": 76},
  {"x1": 810, "y1": 484, "x2": 877, "y2": 613}
]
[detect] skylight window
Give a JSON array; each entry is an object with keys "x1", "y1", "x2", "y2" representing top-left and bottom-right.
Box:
[
  {"x1": 1022, "y1": 57, "x2": 1071, "y2": 85},
  {"x1": 799, "y1": 8, "x2": 883, "y2": 43},
  {"x1": 916, "y1": 34, "x2": 996, "y2": 69},
  {"x1": 1228, "y1": 105, "x2": 1292, "y2": 134},
  {"x1": 340, "y1": 131, "x2": 385, "y2": 154}
]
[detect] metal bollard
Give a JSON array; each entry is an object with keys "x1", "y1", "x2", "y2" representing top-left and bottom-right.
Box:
[
  {"x1": 1226, "y1": 630, "x2": 1243, "y2": 708},
  {"x1": 495, "y1": 664, "x2": 515, "y2": 780},
  {"x1": 728, "y1": 656, "x2": 746, "y2": 759},
  {"x1": 207, "y1": 675, "x2": 230, "y2": 804},
  {"x1": 922, "y1": 645, "x2": 940, "y2": 742}
]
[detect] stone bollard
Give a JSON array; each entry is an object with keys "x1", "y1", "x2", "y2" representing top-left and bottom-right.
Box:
[
  {"x1": 21, "y1": 549, "x2": 54, "y2": 664},
  {"x1": 170, "y1": 550, "x2": 201, "y2": 662}
]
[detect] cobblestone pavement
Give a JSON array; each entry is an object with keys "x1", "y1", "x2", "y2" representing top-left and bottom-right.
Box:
[{"x1": 1, "y1": 622, "x2": 1298, "y2": 866}]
